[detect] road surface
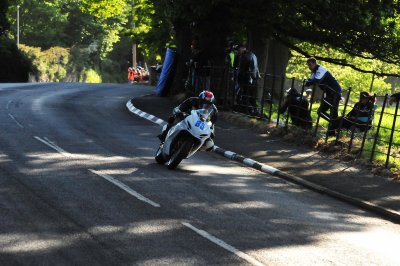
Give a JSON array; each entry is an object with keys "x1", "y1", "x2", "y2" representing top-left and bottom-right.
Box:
[{"x1": 0, "y1": 83, "x2": 399, "y2": 265}]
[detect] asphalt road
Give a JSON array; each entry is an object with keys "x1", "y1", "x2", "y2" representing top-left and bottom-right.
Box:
[{"x1": 0, "y1": 82, "x2": 399, "y2": 266}]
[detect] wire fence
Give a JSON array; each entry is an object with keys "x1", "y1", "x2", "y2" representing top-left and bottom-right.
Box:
[{"x1": 185, "y1": 66, "x2": 400, "y2": 169}]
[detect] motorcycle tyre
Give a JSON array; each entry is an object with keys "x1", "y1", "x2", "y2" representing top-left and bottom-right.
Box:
[
  {"x1": 167, "y1": 139, "x2": 193, "y2": 170},
  {"x1": 155, "y1": 145, "x2": 167, "y2": 164}
]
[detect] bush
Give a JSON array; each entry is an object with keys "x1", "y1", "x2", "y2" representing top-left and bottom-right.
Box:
[
  {"x1": 20, "y1": 45, "x2": 69, "y2": 82},
  {"x1": 80, "y1": 68, "x2": 102, "y2": 83},
  {"x1": 0, "y1": 36, "x2": 32, "y2": 82}
]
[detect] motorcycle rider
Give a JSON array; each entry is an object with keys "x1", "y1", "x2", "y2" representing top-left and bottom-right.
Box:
[{"x1": 158, "y1": 90, "x2": 218, "y2": 150}]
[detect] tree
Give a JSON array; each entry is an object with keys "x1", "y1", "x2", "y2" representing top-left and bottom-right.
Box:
[
  {"x1": 0, "y1": 0, "x2": 10, "y2": 35},
  {"x1": 0, "y1": 0, "x2": 32, "y2": 82},
  {"x1": 149, "y1": 1, "x2": 400, "y2": 94}
]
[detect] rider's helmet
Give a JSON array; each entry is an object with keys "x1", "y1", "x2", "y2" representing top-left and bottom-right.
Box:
[{"x1": 199, "y1": 90, "x2": 215, "y2": 104}]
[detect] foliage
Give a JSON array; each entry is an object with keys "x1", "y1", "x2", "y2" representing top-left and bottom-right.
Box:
[
  {"x1": 80, "y1": 68, "x2": 102, "y2": 83},
  {"x1": 20, "y1": 45, "x2": 69, "y2": 82},
  {"x1": 0, "y1": 0, "x2": 9, "y2": 33},
  {"x1": 0, "y1": 36, "x2": 32, "y2": 82},
  {"x1": 8, "y1": 0, "x2": 128, "y2": 57},
  {"x1": 125, "y1": 0, "x2": 174, "y2": 62},
  {"x1": 286, "y1": 42, "x2": 395, "y2": 97}
]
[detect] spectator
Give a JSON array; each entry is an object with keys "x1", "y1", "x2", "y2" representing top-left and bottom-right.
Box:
[
  {"x1": 279, "y1": 87, "x2": 313, "y2": 129},
  {"x1": 305, "y1": 57, "x2": 342, "y2": 121},
  {"x1": 389, "y1": 92, "x2": 400, "y2": 106},
  {"x1": 236, "y1": 44, "x2": 260, "y2": 110},
  {"x1": 127, "y1": 67, "x2": 135, "y2": 84},
  {"x1": 329, "y1": 91, "x2": 376, "y2": 135},
  {"x1": 225, "y1": 42, "x2": 238, "y2": 70}
]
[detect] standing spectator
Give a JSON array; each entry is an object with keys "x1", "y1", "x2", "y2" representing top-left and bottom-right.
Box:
[
  {"x1": 186, "y1": 39, "x2": 200, "y2": 90},
  {"x1": 225, "y1": 42, "x2": 238, "y2": 70},
  {"x1": 279, "y1": 88, "x2": 312, "y2": 129},
  {"x1": 389, "y1": 92, "x2": 400, "y2": 106},
  {"x1": 190, "y1": 39, "x2": 211, "y2": 92},
  {"x1": 305, "y1": 57, "x2": 342, "y2": 121},
  {"x1": 128, "y1": 67, "x2": 135, "y2": 84},
  {"x1": 236, "y1": 44, "x2": 260, "y2": 110}
]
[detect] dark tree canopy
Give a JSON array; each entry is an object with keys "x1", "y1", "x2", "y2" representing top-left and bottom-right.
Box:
[
  {"x1": 152, "y1": 0, "x2": 400, "y2": 68},
  {"x1": 0, "y1": 0, "x2": 10, "y2": 35}
]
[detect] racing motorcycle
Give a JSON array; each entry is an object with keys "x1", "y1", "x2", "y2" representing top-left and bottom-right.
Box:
[{"x1": 155, "y1": 107, "x2": 214, "y2": 169}]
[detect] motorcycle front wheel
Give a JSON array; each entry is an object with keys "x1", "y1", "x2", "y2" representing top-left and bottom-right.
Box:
[
  {"x1": 167, "y1": 139, "x2": 193, "y2": 169},
  {"x1": 155, "y1": 145, "x2": 167, "y2": 164}
]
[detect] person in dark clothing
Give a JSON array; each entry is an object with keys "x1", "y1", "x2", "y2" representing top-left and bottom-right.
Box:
[
  {"x1": 187, "y1": 38, "x2": 211, "y2": 92},
  {"x1": 389, "y1": 92, "x2": 400, "y2": 106},
  {"x1": 158, "y1": 90, "x2": 218, "y2": 146},
  {"x1": 329, "y1": 91, "x2": 376, "y2": 135},
  {"x1": 279, "y1": 88, "x2": 313, "y2": 129},
  {"x1": 305, "y1": 57, "x2": 342, "y2": 121},
  {"x1": 236, "y1": 44, "x2": 260, "y2": 108}
]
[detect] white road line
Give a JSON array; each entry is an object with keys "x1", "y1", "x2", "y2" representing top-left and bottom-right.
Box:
[
  {"x1": 6, "y1": 100, "x2": 12, "y2": 110},
  {"x1": 8, "y1": 114, "x2": 24, "y2": 128},
  {"x1": 89, "y1": 169, "x2": 160, "y2": 208},
  {"x1": 182, "y1": 222, "x2": 265, "y2": 266},
  {"x1": 34, "y1": 136, "x2": 71, "y2": 157}
]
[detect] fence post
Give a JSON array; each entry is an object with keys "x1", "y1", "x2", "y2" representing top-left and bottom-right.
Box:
[
  {"x1": 385, "y1": 99, "x2": 399, "y2": 168},
  {"x1": 370, "y1": 94, "x2": 388, "y2": 161},
  {"x1": 223, "y1": 67, "x2": 229, "y2": 110},
  {"x1": 231, "y1": 70, "x2": 236, "y2": 108},
  {"x1": 309, "y1": 83, "x2": 316, "y2": 113},
  {"x1": 268, "y1": 75, "x2": 276, "y2": 122},
  {"x1": 276, "y1": 76, "x2": 285, "y2": 127},
  {"x1": 358, "y1": 93, "x2": 377, "y2": 157},
  {"x1": 260, "y1": 73, "x2": 267, "y2": 118},
  {"x1": 335, "y1": 88, "x2": 351, "y2": 144}
]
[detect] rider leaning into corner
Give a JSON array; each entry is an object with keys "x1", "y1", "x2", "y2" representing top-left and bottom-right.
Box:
[{"x1": 158, "y1": 90, "x2": 218, "y2": 151}]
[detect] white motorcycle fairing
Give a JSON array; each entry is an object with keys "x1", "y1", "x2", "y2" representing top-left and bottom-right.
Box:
[{"x1": 155, "y1": 108, "x2": 214, "y2": 169}]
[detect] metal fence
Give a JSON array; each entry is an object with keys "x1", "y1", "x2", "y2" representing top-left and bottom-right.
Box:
[{"x1": 185, "y1": 66, "x2": 400, "y2": 168}]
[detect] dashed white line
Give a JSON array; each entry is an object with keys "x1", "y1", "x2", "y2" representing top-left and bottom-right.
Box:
[
  {"x1": 34, "y1": 136, "x2": 71, "y2": 157},
  {"x1": 8, "y1": 114, "x2": 24, "y2": 128},
  {"x1": 89, "y1": 169, "x2": 160, "y2": 208},
  {"x1": 182, "y1": 222, "x2": 265, "y2": 266}
]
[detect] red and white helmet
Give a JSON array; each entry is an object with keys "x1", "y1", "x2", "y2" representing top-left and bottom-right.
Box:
[{"x1": 199, "y1": 90, "x2": 215, "y2": 103}]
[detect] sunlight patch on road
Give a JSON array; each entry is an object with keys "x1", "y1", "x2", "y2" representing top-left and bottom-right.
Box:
[
  {"x1": 0, "y1": 153, "x2": 11, "y2": 163},
  {"x1": 88, "y1": 220, "x2": 179, "y2": 236},
  {"x1": 0, "y1": 233, "x2": 79, "y2": 253},
  {"x1": 214, "y1": 201, "x2": 275, "y2": 210},
  {"x1": 333, "y1": 226, "x2": 400, "y2": 265},
  {"x1": 125, "y1": 220, "x2": 178, "y2": 235},
  {"x1": 27, "y1": 152, "x2": 130, "y2": 165},
  {"x1": 184, "y1": 163, "x2": 258, "y2": 176}
]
